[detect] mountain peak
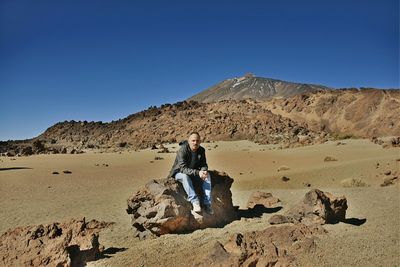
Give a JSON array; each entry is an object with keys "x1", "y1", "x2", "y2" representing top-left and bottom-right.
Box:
[{"x1": 188, "y1": 75, "x2": 330, "y2": 103}]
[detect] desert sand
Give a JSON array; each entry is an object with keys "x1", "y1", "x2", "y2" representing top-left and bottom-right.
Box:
[{"x1": 0, "y1": 139, "x2": 399, "y2": 266}]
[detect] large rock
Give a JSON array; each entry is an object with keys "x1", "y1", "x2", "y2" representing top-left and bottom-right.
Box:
[
  {"x1": 197, "y1": 223, "x2": 326, "y2": 266},
  {"x1": 269, "y1": 189, "x2": 347, "y2": 225},
  {"x1": 126, "y1": 170, "x2": 237, "y2": 239},
  {"x1": 0, "y1": 218, "x2": 113, "y2": 267}
]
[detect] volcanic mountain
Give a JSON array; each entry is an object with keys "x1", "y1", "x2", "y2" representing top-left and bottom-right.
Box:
[
  {"x1": 188, "y1": 73, "x2": 331, "y2": 102},
  {"x1": 1, "y1": 75, "x2": 399, "y2": 156}
]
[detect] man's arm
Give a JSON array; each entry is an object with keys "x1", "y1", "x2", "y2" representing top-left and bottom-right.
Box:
[
  {"x1": 199, "y1": 147, "x2": 208, "y2": 171},
  {"x1": 176, "y1": 149, "x2": 199, "y2": 176}
]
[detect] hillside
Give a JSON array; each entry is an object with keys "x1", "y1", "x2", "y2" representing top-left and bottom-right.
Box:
[
  {"x1": 262, "y1": 89, "x2": 400, "y2": 138},
  {"x1": 188, "y1": 73, "x2": 330, "y2": 102},
  {"x1": 0, "y1": 100, "x2": 326, "y2": 156}
]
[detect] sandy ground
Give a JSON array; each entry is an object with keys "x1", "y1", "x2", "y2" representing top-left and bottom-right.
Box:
[{"x1": 0, "y1": 139, "x2": 399, "y2": 266}]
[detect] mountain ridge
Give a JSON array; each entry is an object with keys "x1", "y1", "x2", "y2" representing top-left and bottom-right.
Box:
[{"x1": 188, "y1": 73, "x2": 331, "y2": 102}]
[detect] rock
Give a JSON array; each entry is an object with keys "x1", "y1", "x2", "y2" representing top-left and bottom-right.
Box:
[
  {"x1": 20, "y1": 146, "x2": 33, "y2": 156},
  {"x1": 151, "y1": 144, "x2": 158, "y2": 150},
  {"x1": 0, "y1": 218, "x2": 113, "y2": 267},
  {"x1": 126, "y1": 170, "x2": 237, "y2": 239},
  {"x1": 52, "y1": 171, "x2": 59, "y2": 175},
  {"x1": 281, "y1": 175, "x2": 290, "y2": 182},
  {"x1": 384, "y1": 170, "x2": 391, "y2": 175},
  {"x1": 381, "y1": 176, "x2": 398, "y2": 187},
  {"x1": 6, "y1": 151, "x2": 15, "y2": 157},
  {"x1": 340, "y1": 178, "x2": 368, "y2": 187},
  {"x1": 324, "y1": 156, "x2": 337, "y2": 162},
  {"x1": 269, "y1": 189, "x2": 347, "y2": 225},
  {"x1": 197, "y1": 223, "x2": 326, "y2": 267},
  {"x1": 157, "y1": 146, "x2": 170, "y2": 153},
  {"x1": 32, "y1": 140, "x2": 46, "y2": 153},
  {"x1": 63, "y1": 170, "x2": 72, "y2": 174},
  {"x1": 390, "y1": 137, "x2": 400, "y2": 147},
  {"x1": 154, "y1": 156, "x2": 164, "y2": 160},
  {"x1": 246, "y1": 191, "x2": 280, "y2": 209},
  {"x1": 277, "y1": 165, "x2": 290, "y2": 171}
]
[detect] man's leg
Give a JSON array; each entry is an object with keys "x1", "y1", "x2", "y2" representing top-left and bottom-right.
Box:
[
  {"x1": 174, "y1": 172, "x2": 200, "y2": 205},
  {"x1": 202, "y1": 173, "x2": 212, "y2": 207}
]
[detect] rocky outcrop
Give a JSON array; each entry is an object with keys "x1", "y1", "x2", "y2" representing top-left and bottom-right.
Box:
[
  {"x1": 263, "y1": 89, "x2": 400, "y2": 138},
  {"x1": 126, "y1": 171, "x2": 237, "y2": 239},
  {"x1": 246, "y1": 191, "x2": 280, "y2": 209},
  {"x1": 197, "y1": 223, "x2": 326, "y2": 267},
  {"x1": 0, "y1": 218, "x2": 113, "y2": 267},
  {"x1": 269, "y1": 189, "x2": 347, "y2": 225},
  {"x1": 371, "y1": 136, "x2": 400, "y2": 148}
]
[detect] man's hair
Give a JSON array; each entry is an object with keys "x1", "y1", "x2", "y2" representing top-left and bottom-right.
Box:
[{"x1": 189, "y1": 132, "x2": 201, "y2": 138}]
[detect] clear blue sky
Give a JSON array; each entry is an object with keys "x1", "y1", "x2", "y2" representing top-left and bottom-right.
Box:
[{"x1": 0, "y1": 0, "x2": 398, "y2": 141}]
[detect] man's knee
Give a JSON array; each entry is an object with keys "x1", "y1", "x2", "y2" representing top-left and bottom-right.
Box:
[{"x1": 175, "y1": 173, "x2": 191, "y2": 182}]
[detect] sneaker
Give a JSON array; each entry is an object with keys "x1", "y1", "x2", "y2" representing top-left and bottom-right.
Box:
[
  {"x1": 192, "y1": 202, "x2": 202, "y2": 213},
  {"x1": 204, "y1": 204, "x2": 214, "y2": 215}
]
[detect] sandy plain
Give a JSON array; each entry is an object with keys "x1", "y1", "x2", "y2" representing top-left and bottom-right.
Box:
[{"x1": 0, "y1": 139, "x2": 399, "y2": 266}]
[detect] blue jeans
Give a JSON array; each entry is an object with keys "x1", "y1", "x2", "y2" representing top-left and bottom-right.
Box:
[{"x1": 174, "y1": 172, "x2": 212, "y2": 205}]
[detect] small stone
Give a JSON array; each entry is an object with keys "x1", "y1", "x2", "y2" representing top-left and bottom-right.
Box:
[
  {"x1": 281, "y1": 176, "x2": 290, "y2": 182},
  {"x1": 277, "y1": 165, "x2": 290, "y2": 172},
  {"x1": 324, "y1": 156, "x2": 337, "y2": 162}
]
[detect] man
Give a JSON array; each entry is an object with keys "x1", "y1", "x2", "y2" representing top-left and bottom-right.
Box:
[{"x1": 169, "y1": 132, "x2": 213, "y2": 214}]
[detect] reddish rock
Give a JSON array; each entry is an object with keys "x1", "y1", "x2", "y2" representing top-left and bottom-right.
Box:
[
  {"x1": 0, "y1": 218, "x2": 113, "y2": 267},
  {"x1": 269, "y1": 189, "x2": 347, "y2": 225},
  {"x1": 126, "y1": 170, "x2": 237, "y2": 239},
  {"x1": 246, "y1": 191, "x2": 280, "y2": 209}
]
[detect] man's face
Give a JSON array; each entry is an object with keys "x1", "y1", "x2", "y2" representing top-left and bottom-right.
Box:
[{"x1": 188, "y1": 134, "x2": 201, "y2": 151}]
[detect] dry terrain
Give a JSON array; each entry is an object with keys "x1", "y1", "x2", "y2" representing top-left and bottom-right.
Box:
[{"x1": 0, "y1": 139, "x2": 399, "y2": 266}]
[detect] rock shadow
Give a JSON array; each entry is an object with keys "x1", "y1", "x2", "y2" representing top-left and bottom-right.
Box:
[
  {"x1": 98, "y1": 247, "x2": 128, "y2": 259},
  {"x1": 0, "y1": 167, "x2": 32, "y2": 171},
  {"x1": 237, "y1": 204, "x2": 282, "y2": 219},
  {"x1": 342, "y1": 218, "x2": 367, "y2": 226}
]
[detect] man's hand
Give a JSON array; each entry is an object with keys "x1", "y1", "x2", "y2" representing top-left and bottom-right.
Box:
[{"x1": 199, "y1": 170, "x2": 208, "y2": 180}]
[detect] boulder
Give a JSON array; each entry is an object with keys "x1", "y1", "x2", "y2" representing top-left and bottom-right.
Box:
[
  {"x1": 197, "y1": 223, "x2": 326, "y2": 267},
  {"x1": 0, "y1": 218, "x2": 113, "y2": 267},
  {"x1": 126, "y1": 170, "x2": 237, "y2": 239},
  {"x1": 246, "y1": 191, "x2": 280, "y2": 209},
  {"x1": 269, "y1": 189, "x2": 347, "y2": 225}
]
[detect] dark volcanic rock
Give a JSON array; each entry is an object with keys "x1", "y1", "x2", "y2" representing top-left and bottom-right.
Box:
[
  {"x1": 32, "y1": 140, "x2": 46, "y2": 153},
  {"x1": 0, "y1": 218, "x2": 113, "y2": 267},
  {"x1": 269, "y1": 189, "x2": 347, "y2": 225},
  {"x1": 126, "y1": 170, "x2": 237, "y2": 239},
  {"x1": 197, "y1": 223, "x2": 326, "y2": 267}
]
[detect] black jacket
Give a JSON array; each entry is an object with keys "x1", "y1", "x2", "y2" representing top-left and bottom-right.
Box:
[{"x1": 169, "y1": 140, "x2": 208, "y2": 178}]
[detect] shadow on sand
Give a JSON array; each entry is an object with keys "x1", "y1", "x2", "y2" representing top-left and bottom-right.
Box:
[
  {"x1": 237, "y1": 204, "x2": 282, "y2": 219},
  {"x1": 342, "y1": 218, "x2": 367, "y2": 226},
  {"x1": 0, "y1": 167, "x2": 32, "y2": 171},
  {"x1": 98, "y1": 247, "x2": 128, "y2": 259}
]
